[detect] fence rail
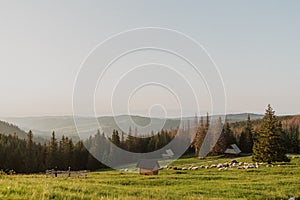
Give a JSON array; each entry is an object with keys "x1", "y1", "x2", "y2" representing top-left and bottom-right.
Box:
[{"x1": 45, "y1": 169, "x2": 90, "y2": 178}]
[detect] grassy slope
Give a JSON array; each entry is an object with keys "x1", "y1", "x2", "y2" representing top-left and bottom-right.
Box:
[{"x1": 0, "y1": 156, "x2": 300, "y2": 200}]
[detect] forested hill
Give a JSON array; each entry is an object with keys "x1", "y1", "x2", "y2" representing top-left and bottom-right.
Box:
[
  {"x1": 230, "y1": 115, "x2": 300, "y2": 135},
  {"x1": 224, "y1": 113, "x2": 263, "y2": 122},
  {"x1": 2, "y1": 113, "x2": 297, "y2": 142},
  {"x1": 0, "y1": 120, "x2": 44, "y2": 143},
  {"x1": 2, "y1": 113, "x2": 264, "y2": 141},
  {"x1": 0, "y1": 120, "x2": 27, "y2": 139},
  {"x1": 281, "y1": 115, "x2": 300, "y2": 126}
]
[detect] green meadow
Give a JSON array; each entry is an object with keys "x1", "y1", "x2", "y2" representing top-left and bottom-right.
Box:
[{"x1": 0, "y1": 156, "x2": 300, "y2": 200}]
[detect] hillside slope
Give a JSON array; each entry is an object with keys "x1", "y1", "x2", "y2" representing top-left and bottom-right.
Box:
[
  {"x1": 231, "y1": 115, "x2": 300, "y2": 136},
  {"x1": 0, "y1": 120, "x2": 28, "y2": 139},
  {"x1": 2, "y1": 114, "x2": 263, "y2": 141},
  {"x1": 2, "y1": 115, "x2": 181, "y2": 140},
  {"x1": 0, "y1": 120, "x2": 45, "y2": 142},
  {"x1": 3, "y1": 113, "x2": 298, "y2": 142}
]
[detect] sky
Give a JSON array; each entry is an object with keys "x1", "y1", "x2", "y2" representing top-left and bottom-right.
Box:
[{"x1": 0, "y1": 1, "x2": 300, "y2": 117}]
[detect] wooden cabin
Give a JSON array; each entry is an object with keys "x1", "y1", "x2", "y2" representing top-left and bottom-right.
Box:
[
  {"x1": 162, "y1": 149, "x2": 174, "y2": 159},
  {"x1": 136, "y1": 159, "x2": 160, "y2": 175},
  {"x1": 224, "y1": 144, "x2": 242, "y2": 157}
]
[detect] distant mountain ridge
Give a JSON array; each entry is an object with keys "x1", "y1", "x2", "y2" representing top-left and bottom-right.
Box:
[
  {"x1": 0, "y1": 120, "x2": 28, "y2": 139},
  {"x1": 0, "y1": 120, "x2": 45, "y2": 143},
  {"x1": 223, "y1": 113, "x2": 263, "y2": 122},
  {"x1": 1, "y1": 113, "x2": 264, "y2": 141}
]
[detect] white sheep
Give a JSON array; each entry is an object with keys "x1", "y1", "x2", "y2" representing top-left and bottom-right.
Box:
[
  {"x1": 210, "y1": 164, "x2": 217, "y2": 168},
  {"x1": 217, "y1": 164, "x2": 223, "y2": 168}
]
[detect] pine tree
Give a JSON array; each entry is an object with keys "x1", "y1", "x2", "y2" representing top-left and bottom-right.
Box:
[
  {"x1": 47, "y1": 131, "x2": 58, "y2": 168},
  {"x1": 133, "y1": 127, "x2": 140, "y2": 152},
  {"x1": 193, "y1": 113, "x2": 198, "y2": 128},
  {"x1": 239, "y1": 115, "x2": 254, "y2": 153},
  {"x1": 73, "y1": 141, "x2": 88, "y2": 170},
  {"x1": 211, "y1": 121, "x2": 236, "y2": 155},
  {"x1": 252, "y1": 105, "x2": 290, "y2": 163},
  {"x1": 66, "y1": 137, "x2": 74, "y2": 169},
  {"x1": 193, "y1": 116, "x2": 207, "y2": 156},
  {"x1": 25, "y1": 130, "x2": 34, "y2": 172},
  {"x1": 147, "y1": 131, "x2": 156, "y2": 152},
  {"x1": 111, "y1": 130, "x2": 120, "y2": 147},
  {"x1": 120, "y1": 131, "x2": 125, "y2": 148},
  {"x1": 205, "y1": 112, "x2": 210, "y2": 131},
  {"x1": 283, "y1": 124, "x2": 300, "y2": 154},
  {"x1": 126, "y1": 127, "x2": 135, "y2": 151}
]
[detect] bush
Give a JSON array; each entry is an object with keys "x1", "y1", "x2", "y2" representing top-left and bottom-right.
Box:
[{"x1": 0, "y1": 170, "x2": 6, "y2": 177}]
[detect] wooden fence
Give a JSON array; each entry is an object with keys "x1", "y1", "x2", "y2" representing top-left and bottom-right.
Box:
[{"x1": 45, "y1": 169, "x2": 90, "y2": 178}]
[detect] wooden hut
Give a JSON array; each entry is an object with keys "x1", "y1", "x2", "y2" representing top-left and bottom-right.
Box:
[
  {"x1": 162, "y1": 149, "x2": 174, "y2": 159},
  {"x1": 136, "y1": 159, "x2": 160, "y2": 175},
  {"x1": 224, "y1": 144, "x2": 242, "y2": 157}
]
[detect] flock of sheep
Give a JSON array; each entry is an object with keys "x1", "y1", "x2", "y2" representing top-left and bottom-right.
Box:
[{"x1": 166, "y1": 160, "x2": 273, "y2": 171}]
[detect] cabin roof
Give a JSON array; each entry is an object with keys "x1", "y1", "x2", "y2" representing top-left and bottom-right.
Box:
[
  {"x1": 224, "y1": 144, "x2": 242, "y2": 154},
  {"x1": 136, "y1": 159, "x2": 160, "y2": 170}
]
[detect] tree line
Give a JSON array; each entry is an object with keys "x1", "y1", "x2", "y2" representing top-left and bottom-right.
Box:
[
  {"x1": 0, "y1": 128, "x2": 179, "y2": 173},
  {"x1": 190, "y1": 105, "x2": 299, "y2": 162},
  {"x1": 0, "y1": 131, "x2": 106, "y2": 173},
  {"x1": 0, "y1": 105, "x2": 299, "y2": 173}
]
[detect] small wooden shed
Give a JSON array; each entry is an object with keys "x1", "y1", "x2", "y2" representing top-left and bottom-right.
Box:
[
  {"x1": 224, "y1": 144, "x2": 242, "y2": 157},
  {"x1": 136, "y1": 159, "x2": 160, "y2": 175},
  {"x1": 162, "y1": 149, "x2": 174, "y2": 159}
]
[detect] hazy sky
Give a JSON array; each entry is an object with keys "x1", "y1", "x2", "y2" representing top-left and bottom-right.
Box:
[{"x1": 0, "y1": 1, "x2": 300, "y2": 117}]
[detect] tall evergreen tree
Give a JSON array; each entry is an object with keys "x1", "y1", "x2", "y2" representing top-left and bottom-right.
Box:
[
  {"x1": 283, "y1": 124, "x2": 300, "y2": 154},
  {"x1": 147, "y1": 131, "x2": 156, "y2": 152},
  {"x1": 211, "y1": 121, "x2": 236, "y2": 155},
  {"x1": 111, "y1": 130, "x2": 120, "y2": 147},
  {"x1": 252, "y1": 105, "x2": 290, "y2": 163},
  {"x1": 205, "y1": 112, "x2": 210, "y2": 131},
  {"x1": 239, "y1": 115, "x2": 254, "y2": 153},
  {"x1": 25, "y1": 130, "x2": 35, "y2": 172},
  {"x1": 47, "y1": 131, "x2": 58, "y2": 168},
  {"x1": 126, "y1": 127, "x2": 135, "y2": 151},
  {"x1": 120, "y1": 131, "x2": 125, "y2": 148},
  {"x1": 193, "y1": 116, "x2": 207, "y2": 156},
  {"x1": 73, "y1": 141, "x2": 88, "y2": 170}
]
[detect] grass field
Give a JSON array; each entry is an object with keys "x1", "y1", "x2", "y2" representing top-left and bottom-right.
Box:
[{"x1": 0, "y1": 156, "x2": 300, "y2": 200}]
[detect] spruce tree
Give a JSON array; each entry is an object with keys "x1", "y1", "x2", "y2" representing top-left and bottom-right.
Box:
[
  {"x1": 126, "y1": 127, "x2": 135, "y2": 152},
  {"x1": 120, "y1": 131, "x2": 125, "y2": 148},
  {"x1": 193, "y1": 116, "x2": 206, "y2": 156},
  {"x1": 284, "y1": 125, "x2": 300, "y2": 154},
  {"x1": 205, "y1": 112, "x2": 210, "y2": 131},
  {"x1": 211, "y1": 120, "x2": 236, "y2": 155},
  {"x1": 111, "y1": 130, "x2": 120, "y2": 147},
  {"x1": 252, "y1": 104, "x2": 290, "y2": 163},
  {"x1": 147, "y1": 131, "x2": 156, "y2": 152},
  {"x1": 25, "y1": 130, "x2": 34, "y2": 172},
  {"x1": 47, "y1": 131, "x2": 58, "y2": 168},
  {"x1": 239, "y1": 115, "x2": 254, "y2": 153}
]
